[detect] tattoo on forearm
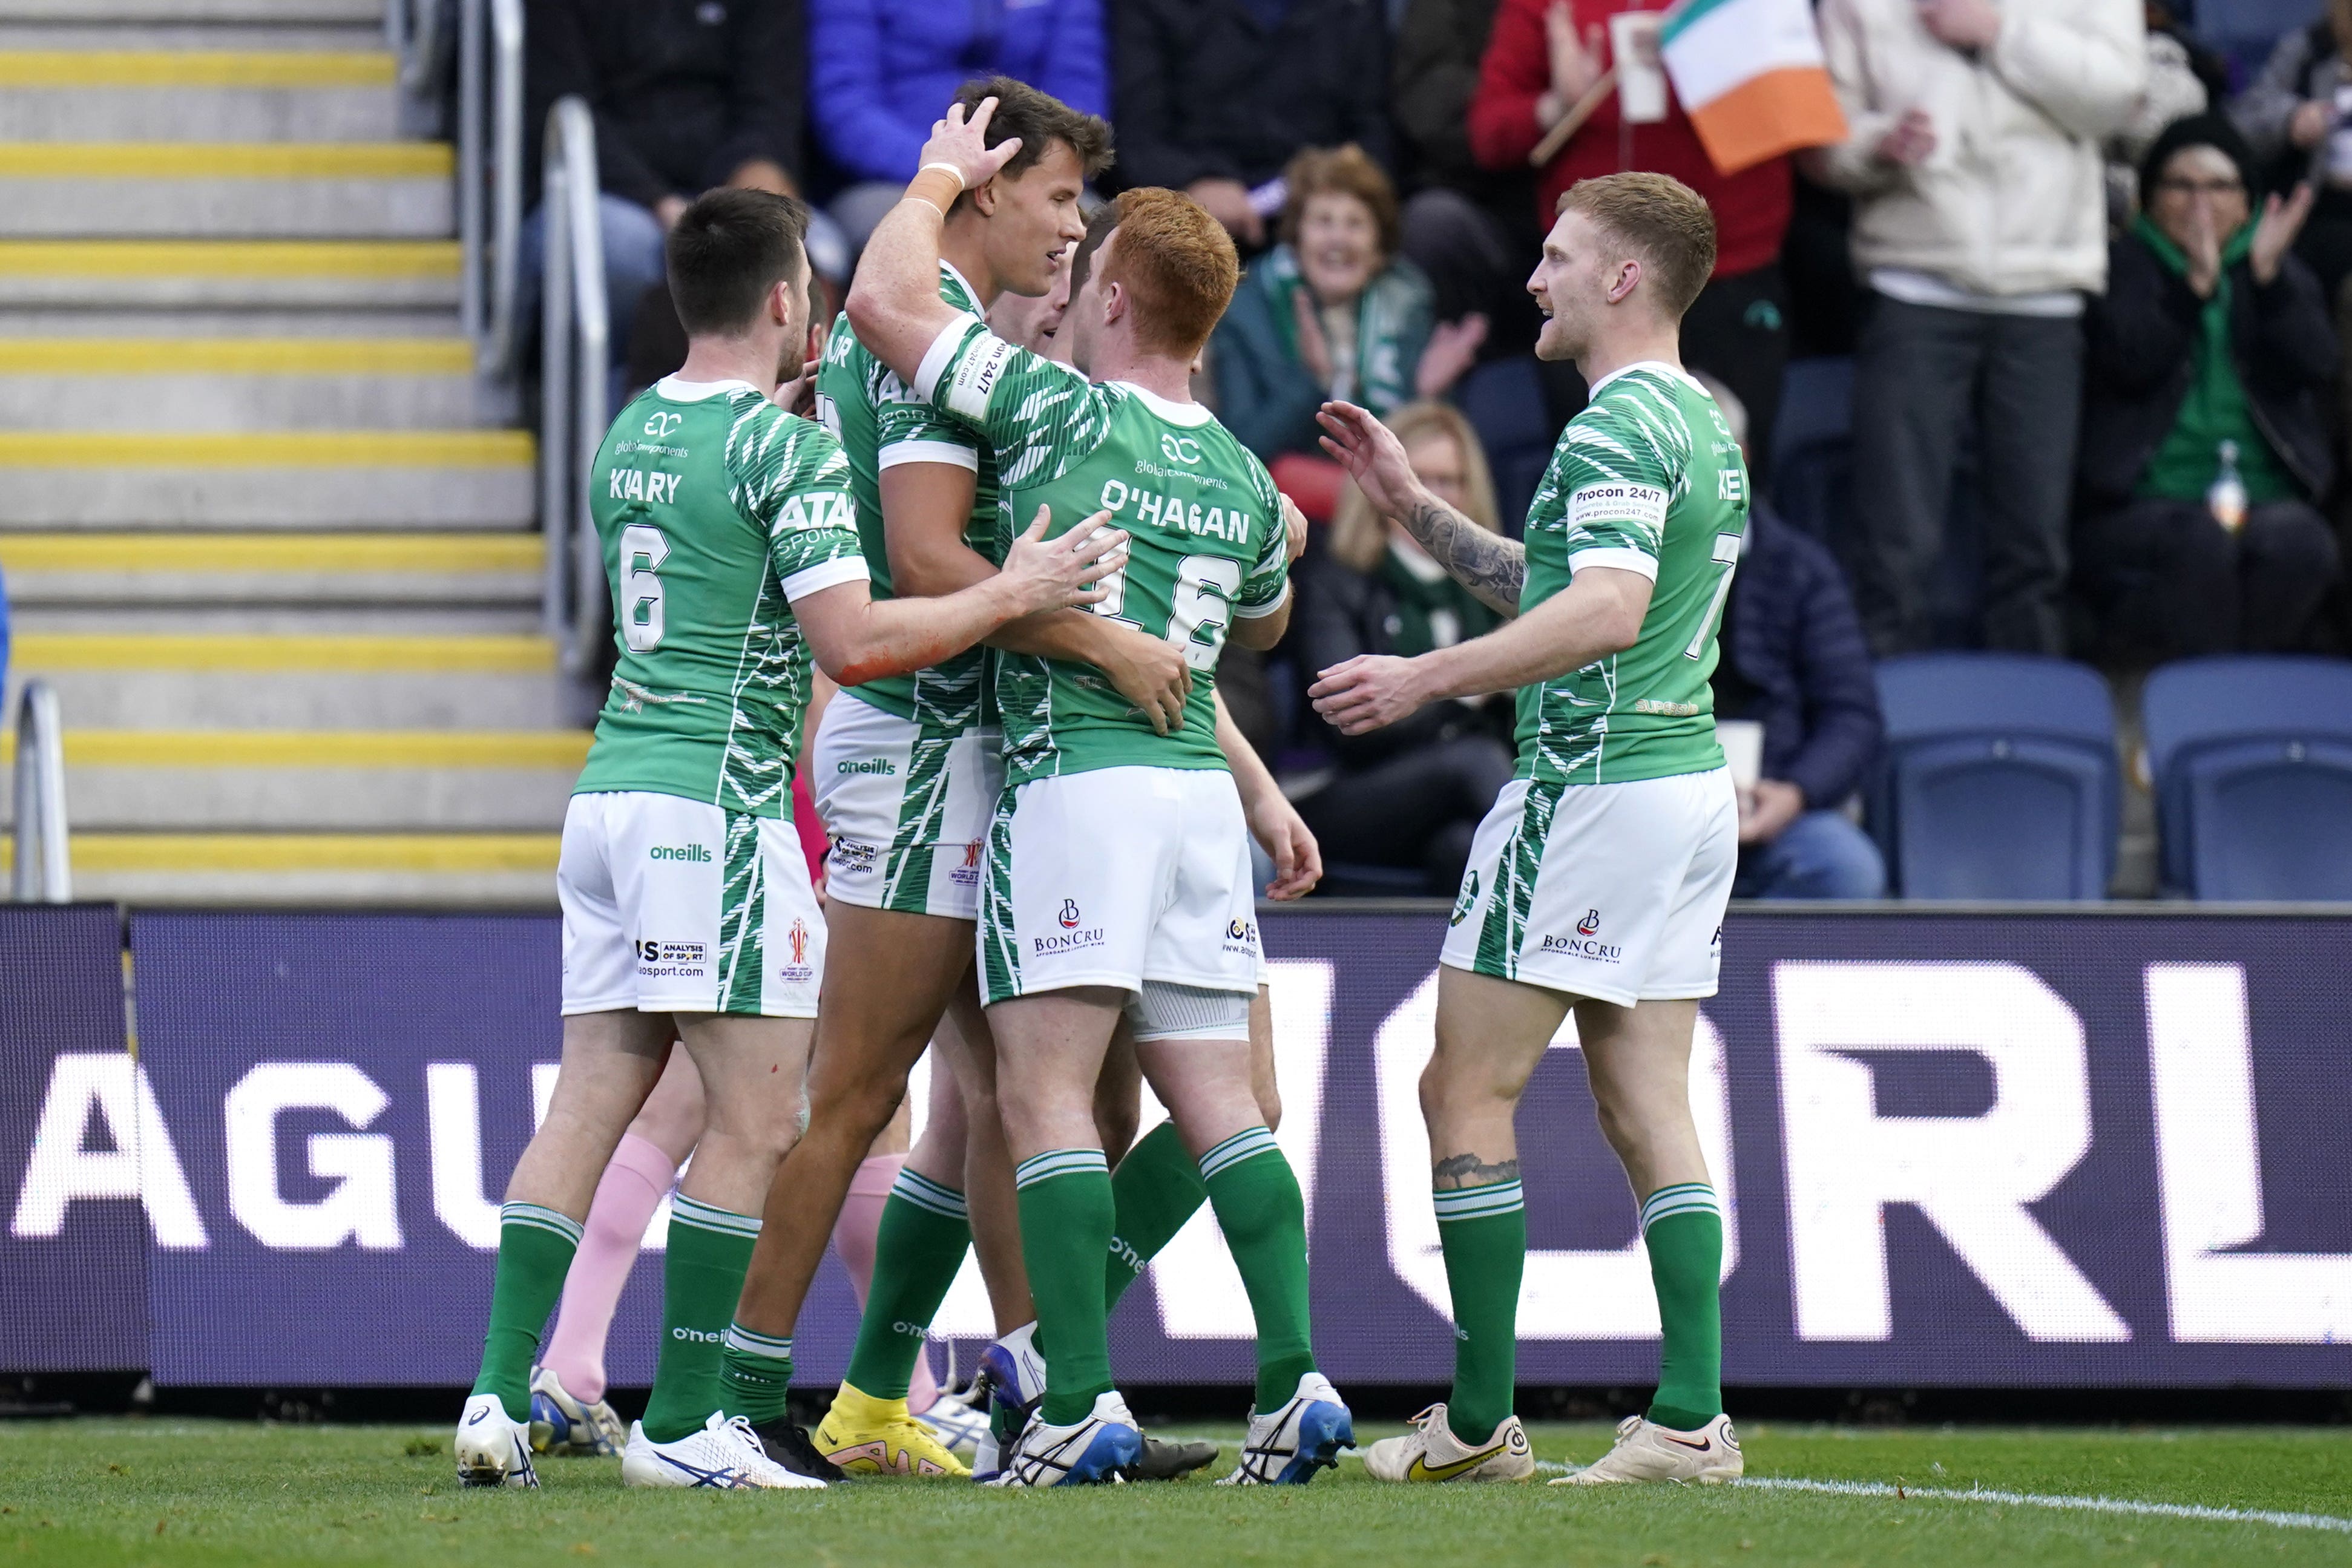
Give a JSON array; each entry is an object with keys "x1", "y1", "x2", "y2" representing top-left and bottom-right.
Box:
[
  {"x1": 1402, "y1": 497, "x2": 1525, "y2": 615},
  {"x1": 1433, "y1": 1153, "x2": 1521, "y2": 1189}
]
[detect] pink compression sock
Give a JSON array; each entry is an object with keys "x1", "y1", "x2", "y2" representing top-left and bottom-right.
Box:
[
  {"x1": 836, "y1": 1153, "x2": 941, "y2": 1411},
  {"x1": 539, "y1": 1132, "x2": 678, "y2": 1404}
]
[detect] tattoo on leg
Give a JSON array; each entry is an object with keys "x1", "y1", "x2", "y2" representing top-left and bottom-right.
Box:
[{"x1": 1433, "y1": 1153, "x2": 1520, "y2": 1189}]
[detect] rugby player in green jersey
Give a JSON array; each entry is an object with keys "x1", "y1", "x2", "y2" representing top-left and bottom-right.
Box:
[
  {"x1": 453, "y1": 186, "x2": 1123, "y2": 1493},
  {"x1": 838, "y1": 101, "x2": 1353, "y2": 1488},
  {"x1": 1315, "y1": 172, "x2": 1747, "y2": 1488}
]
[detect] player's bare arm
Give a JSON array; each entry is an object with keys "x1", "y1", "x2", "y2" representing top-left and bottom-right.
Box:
[
  {"x1": 880, "y1": 461, "x2": 1192, "y2": 733},
  {"x1": 1309, "y1": 565, "x2": 1650, "y2": 736},
  {"x1": 1318, "y1": 399, "x2": 1525, "y2": 616},
  {"x1": 1217, "y1": 691, "x2": 1321, "y2": 900},
  {"x1": 793, "y1": 505, "x2": 1124, "y2": 687},
  {"x1": 846, "y1": 98, "x2": 1022, "y2": 386}
]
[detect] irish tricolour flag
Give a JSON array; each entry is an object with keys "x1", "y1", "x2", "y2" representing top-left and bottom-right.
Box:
[{"x1": 1658, "y1": 0, "x2": 1847, "y2": 175}]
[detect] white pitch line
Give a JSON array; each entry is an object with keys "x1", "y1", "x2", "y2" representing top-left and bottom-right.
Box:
[
  {"x1": 1144, "y1": 1442, "x2": 2351, "y2": 1535},
  {"x1": 1730, "y1": 1477, "x2": 2352, "y2": 1535}
]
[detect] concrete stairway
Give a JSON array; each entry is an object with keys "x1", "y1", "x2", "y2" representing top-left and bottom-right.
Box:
[{"x1": 0, "y1": 0, "x2": 582, "y2": 905}]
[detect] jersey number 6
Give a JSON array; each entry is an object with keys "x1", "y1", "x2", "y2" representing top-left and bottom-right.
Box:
[{"x1": 622, "y1": 523, "x2": 669, "y2": 652}]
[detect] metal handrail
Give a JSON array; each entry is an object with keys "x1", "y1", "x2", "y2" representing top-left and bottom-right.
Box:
[
  {"x1": 387, "y1": 0, "x2": 442, "y2": 97},
  {"x1": 540, "y1": 96, "x2": 609, "y2": 676},
  {"x1": 12, "y1": 681, "x2": 70, "y2": 903},
  {"x1": 393, "y1": 0, "x2": 522, "y2": 376}
]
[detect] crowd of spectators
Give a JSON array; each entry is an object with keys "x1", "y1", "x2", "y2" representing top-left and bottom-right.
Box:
[{"x1": 514, "y1": 0, "x2": 2352, "y2": 900}]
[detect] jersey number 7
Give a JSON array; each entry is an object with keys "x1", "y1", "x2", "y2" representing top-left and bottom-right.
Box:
[{"x1": 1684, "y1": 533, "x2": 1740, "y2": 661}]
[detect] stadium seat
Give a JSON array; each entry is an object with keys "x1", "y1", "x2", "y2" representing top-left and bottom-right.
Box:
[
  {"x1": 1870, "y1": 653, "x2": 2119, "y2": 900},
  {"x1": 2141, "y1": 656, "x2": 2352, "y2": 901},
  {"x1": 1454, "y1": 355, "x2": 1553, "y2": 533}
]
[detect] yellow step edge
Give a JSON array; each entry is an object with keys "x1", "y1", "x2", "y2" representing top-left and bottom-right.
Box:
[
  {"x1": 13, "y1": 631, "x2": 556, "y2": 672},
  {"x1": 0, "y1": 143, "x2": 452, "y2": 179},
  {"x1": 0, "y1": 833, "x2": 560, "y2": 874},
  {"x1": 0, "y1": 533, "x2": 543, "y2": 572},
  {"x1": 0, "y1": 430, "x2": 534, "y2": 467},
  {"x1": 0, "y1": 338, "x2": 474, "y2": 375},
  {"x1": 0, "y1": 240, "x2": 460, "y2": 279},
  {"x1": 0, "y1": 729, "x2": 589, "y2": 767},
  {"x1": 0, "y1": 50, "x2": 396, "y2": 87}
]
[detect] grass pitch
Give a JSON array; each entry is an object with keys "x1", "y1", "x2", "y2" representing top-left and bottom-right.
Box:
[{"x1": 2, "y1": 1417, "x2": 2347, "y2": 1567}]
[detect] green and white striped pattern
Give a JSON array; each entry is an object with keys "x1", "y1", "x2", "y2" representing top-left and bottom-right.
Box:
[
  {"x1": 979, "y1": 787, "x2": 1023, "y2": 1004},
  {"x1": 499, "y1": 1200, "x2": 583, "y2": 1245},
  {"x1": 1639, "y1": 1182, "x2": 1720, "y2": 1234},
  {"x1": 1473, "y1": 778, "x2": 1562, "y2": 982},
  {"x1": 1432, "y1": 1179, "x2": 1525, "y2": 1224},
  {"x1": 891, "y1": 1166, "x2": 969, "y2": 1220},
  {"x1": 723, "y1": 1322, "x2": 793, "y2": 1362},
  {"x1": 1198, "y1": 1125, "x2": 1280, "y2": 1182},
  {"x1": 712, "y1": 808, "x2": 765, "y2": 1015},
  {"x1": 1014, "y1": 1147, "x2": 1108, "y2": 1190},
  {"x1": 669, "y1": 1193, "x2": 762, "y2": 1241},
  {"x1": 879, "y1": 726, "x2": 959, "y2": 913}
]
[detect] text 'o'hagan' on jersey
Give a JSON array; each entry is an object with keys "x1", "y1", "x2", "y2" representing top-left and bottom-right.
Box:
[
  {"x1": 573, "y1": 376, "x2": 869, "y2": 818},
  {"x1": 913, "y1": 313, "x2": 1291, "y2": 787},
  {"x1": 1516, "y1": 361, "x2": 1749, "y2": 787},
  {"x1": 813, "y1": 260, "x2": 998, "y2": 736}
]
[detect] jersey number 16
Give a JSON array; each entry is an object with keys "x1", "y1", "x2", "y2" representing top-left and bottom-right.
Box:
[{"x1": 1089, "y1": 552, "x2": 1240, "y2": 674}]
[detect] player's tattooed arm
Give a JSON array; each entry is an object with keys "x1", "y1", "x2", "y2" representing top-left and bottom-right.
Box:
[
  {"x1": 1433, "y1": 1153, "x2": 1521, "y2": 1189},
  {"x1": 1399, "y1": 494, "x2": 1526, "y2": 617},
  {"x1": 1316, "y1": 399, "x2": 1523, "y2": 616}
]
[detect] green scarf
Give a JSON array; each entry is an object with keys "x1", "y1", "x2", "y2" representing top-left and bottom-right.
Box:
[
  {"x1": 2131, "y1": 212, "x2": 2297, "y2": 506},
  {"x1": 1261, "y1": 244, "x2": 1422, "y2": 416}
]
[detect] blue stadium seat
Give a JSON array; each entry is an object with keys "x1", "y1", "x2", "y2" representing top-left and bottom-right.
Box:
[
  {"x1": 2141, "y1": 656, "x2": 2352, "y2": 900},
  {"x1": 1454, "y1": 355, "x2": 1553, "y2": 532},
  {"x1": 1870, "y1": 653, "x2": 2119, "y2": 900}
]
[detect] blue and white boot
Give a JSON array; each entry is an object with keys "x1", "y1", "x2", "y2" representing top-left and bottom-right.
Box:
[
  {"x1": 455, "y1": 1392, "x2": 540, "y2": 1489},
  {"x1": 528, "y1": 1365, "x2": 625, "y2": 1457},
  {"x1": 1217, "y1": 1373, "x2": 1353, "y2": 1485},
  {"x1": 973, "y1": 1322, "x2": 1048, "y2": 1481},
  {"x1": 985, "y1": 1391, "x2": 1143, "y2": 1488}
]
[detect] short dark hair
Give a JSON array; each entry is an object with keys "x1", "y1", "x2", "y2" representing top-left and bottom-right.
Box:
[
  {"x1": 950, "y1": 76, "x2": 1113, "y2": 204},
  {"x1": 665, "y1": 187, "x2": 810, "y2": 336},
  {"x1": 1065, "y1": 200, "x2": 1120, "y2": 298}
]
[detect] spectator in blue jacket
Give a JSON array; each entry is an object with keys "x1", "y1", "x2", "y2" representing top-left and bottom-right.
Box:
[
  {"x1": 1700, "y1": 376, "x2": 1888, "y2": 900},
  {"x1": 813, "y1": 0, "x2": 1108, "y2": 252}
]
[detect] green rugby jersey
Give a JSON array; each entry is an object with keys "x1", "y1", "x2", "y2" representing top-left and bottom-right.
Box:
[
  {"x1": 813, "y1": 261, "x2": 998, "y2": 733},
  {"x1": 914, "y1": 315, "x2": 1290, "y2": 787},
  {"x1": 1516, "y1": 361, "x2": 1749, "y2": 786},
  {"x1": 572, "y1": 376, "x2": 869, "y2": 817}
]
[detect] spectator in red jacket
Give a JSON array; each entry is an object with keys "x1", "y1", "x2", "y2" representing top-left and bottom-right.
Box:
[{"x1": 1468, "y1": 0, "x2": 1795, "y2": 468}]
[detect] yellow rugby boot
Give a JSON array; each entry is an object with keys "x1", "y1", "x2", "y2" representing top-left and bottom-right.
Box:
[{"x1": 814, "y1": 1382, "x2": 970, "y2": 1477}]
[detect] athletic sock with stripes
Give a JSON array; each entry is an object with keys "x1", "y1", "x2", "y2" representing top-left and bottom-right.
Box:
[
  {"x1": 470, "y1": 1201, "x2": 583, "y2": 1425},
  {"x1": 1434, "y1": 1177, "x2": 1525, "y2": 1447},
  {"x1": 1014, "y1": 1148, "x2": 1117, "y2": 1427},
  {"x1": 639, "y1": 1194, "x2": 761, "y2": 1443},
  {"x1": 1641, "y1": 1182, "x2": 1724, "y2": 1432},
  {"x1": 718, "y1": 1322, "x2": 794, "y2": 1426},
  {"x1": 840, "y1": 1167, "x2": 970, "y2": 1402},
  {"x1": 1103, "y1": 1120, "x2": 1209, "y2": 1311},
  {"x1": 1198, "y1": 1127, "x2": 1316, "y2": 1411}
]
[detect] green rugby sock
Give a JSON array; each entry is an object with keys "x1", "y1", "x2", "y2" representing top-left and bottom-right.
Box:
[
  {"x1": 1434, "y1": 1178, "x2": 1524, "y2": 1447},
  {"x1": 1104, "y1": 1120, "x2": 1209, "y2": 1311},
  {"x1": 1199, "y1": 1127, "x2": 1316, "y2": 1410},
  {"x1": 1014, "y1": 1149, "x2": 1115, "y2": 1427},
  {"x1": 470, "y1": 1202, "x2": 583, "y2": 1424},
  {"x1": 841, "y1": 1168, "x2": 970, "y2": 1401},
  {"x1": 639, "y1": 1195, "x2": 760, "y2": 1443},
  {"x1": 719, "y1": 1322, "x2": 793, "y2": 1425},
  {"x1": 1641, "y1": 1183, "x2": 1724, "y2": 1432}
]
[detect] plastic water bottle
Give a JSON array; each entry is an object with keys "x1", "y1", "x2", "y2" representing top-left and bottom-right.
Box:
[{"x1": 2208, "y1": 440, "x2": 2247, "y2": 533}]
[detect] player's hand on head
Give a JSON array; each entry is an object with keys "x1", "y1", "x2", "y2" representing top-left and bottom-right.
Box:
[
  {"x1": 1000, "y1": 504, "x2": 1127, "y2": 616},
  {"x1": 1316, "y1": 402, "x2": 1421, "y2": 520},
  {"x1": 1098, "y1": 621, "x2": 1192, "y2": 736},
  {"x1": 924, "y1": 96, "x2": 1023, "y2": 195},
  {"x1": 1308, "y1": 653, "x2": 1425, "y2": 736}
]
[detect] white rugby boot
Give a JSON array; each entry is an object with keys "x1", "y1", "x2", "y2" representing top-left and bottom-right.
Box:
[
  {"x1": 1217, "y1": 1373, "x2": 1354, "y2": 1485},
  {"x1": 528, "y1": 1365, "x2": 626, "y2": 1457},
  {"x1": 621, "y1": 1411, "x2": 827, "y2": 1489},
  {"x1": 1551, "y1": 1413, "x2": 1743, "y2": 1485},
  {"x1": 985, "y1": 1391, "x2": 1143, "y2": 1488},
  {"x1": 454, "y1": 1393, "x2": 539, "y2": 1489},
  {"x1": 1361, "y1": 1403, "x2": 1534, "y2": 1484}
]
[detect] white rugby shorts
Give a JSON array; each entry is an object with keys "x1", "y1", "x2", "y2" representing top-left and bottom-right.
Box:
[
  {"x1": 811, "y1": 691, "x2": 1004, "y2": 922},
  {"x1": 559, "y1": 790, "x2": 824, "y2": 1017},
  {"x1": 1440, "y1": 767, "x2": 1737, "y2": 1006},
  {"x1": 977, "y1": 766, "x2": 1261, "y2": 1008}
]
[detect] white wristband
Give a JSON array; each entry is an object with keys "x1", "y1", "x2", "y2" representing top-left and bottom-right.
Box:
[{"x1": 918, "y1": 161, "x2": 968, "y2": 191}]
